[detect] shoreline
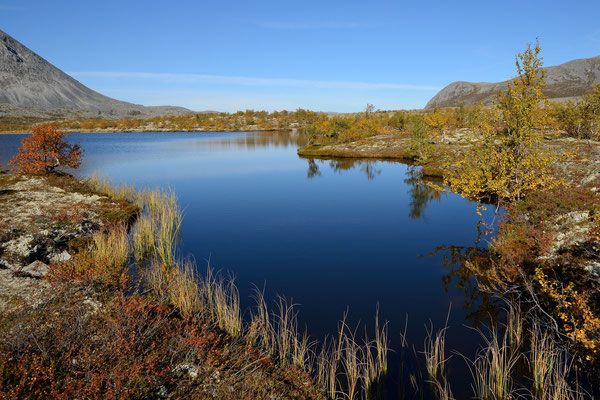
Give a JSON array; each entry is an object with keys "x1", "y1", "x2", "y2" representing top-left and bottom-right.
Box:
[
  {"x1": 298, "y1": 133, "x2": 466, "y2": 177},
  {"x1": 0, "y1": 128, "x2": 287, "y2": 135},
  {"x1": 0, "y1": 172, "x2": 323, "y2": 398}
]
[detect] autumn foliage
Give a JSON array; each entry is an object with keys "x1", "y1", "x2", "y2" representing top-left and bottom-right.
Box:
[
  {"x1": 9, "y1": 124, "x2": 82, "y2": 174},
  {"x1": 444, "y1": 41, "x2": 563, "y2": 203}
]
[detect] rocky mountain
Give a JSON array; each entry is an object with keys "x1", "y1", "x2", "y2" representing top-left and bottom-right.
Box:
[
  {"x1": 425, "y1": 55, "x2": 600, "y2": 109},
  {"x1": 0, "y1": 29, "x2": 191, "y2": 117}
]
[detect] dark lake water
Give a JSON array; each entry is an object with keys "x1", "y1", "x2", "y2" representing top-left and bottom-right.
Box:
[{"x1": 0, "y1": 131, "x2": 500, "y2": 398}]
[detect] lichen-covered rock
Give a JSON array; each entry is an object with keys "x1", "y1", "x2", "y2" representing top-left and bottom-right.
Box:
[
  {"x1": 20, "y1": 261, "x2": 49, "y2": 278},
  {"x1": 0, "y1": 173, "x2": 137, "y2": 310},
  {"x1": 585, "y1": 262, "x2": 600, "y2": 279},
  {"x1": 51, "y1": 250, "x2": 71, "y2": 263}
]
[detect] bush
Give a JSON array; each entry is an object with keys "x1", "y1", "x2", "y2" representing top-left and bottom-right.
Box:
[
  {"x1": 407, "y1": 114, "x2": 432, "y2": 162},
  {"x1": 553, "y1": 84, "x2": 600, "y2": 140},
  {"x1": 9, "y1": 124, "x2": 82, "y2": 174}
]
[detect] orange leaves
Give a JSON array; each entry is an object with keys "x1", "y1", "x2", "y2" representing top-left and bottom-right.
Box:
[
  {"x1": 9, "y1": 124, "x2": 82, "y2": 174},
  {"x1": 536, "y1": 268, "x2": 600, "y2": 354}
]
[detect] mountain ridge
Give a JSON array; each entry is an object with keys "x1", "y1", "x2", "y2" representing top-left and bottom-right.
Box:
[
  {"x1": 0, "y1": 29, "x2": 192, "y2": 118},
  {"x1": 425, "y1": 55, "x2": 600, "y2": 109}
]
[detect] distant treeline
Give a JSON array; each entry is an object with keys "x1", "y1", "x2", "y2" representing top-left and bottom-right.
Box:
[
  {"x1": 308, "y1": 84, "x2": 600, "y2": 146},
  {"x1": 0, "y1": 109, "x2": 322, "y2": 133}
]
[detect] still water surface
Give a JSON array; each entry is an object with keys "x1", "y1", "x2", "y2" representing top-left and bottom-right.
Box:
[{"x1": 0, "y1": 131, "x2": 499, "y2": 397}]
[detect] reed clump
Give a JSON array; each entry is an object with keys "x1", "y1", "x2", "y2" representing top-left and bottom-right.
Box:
[
  {"x1": 88, "y1": 174, "x2": 182, "y2": 271},
  {"x1": 451, "y1": 304, "x2": 587, "y2": 400},
  {"x1": 136, "y1": 187, "x2": 181, "y2": 271},
  {"x1": 530, "y1": 327, "x2": 557, "y2": 397},
  {"x1": 529, "y1": 327, "x2": 586, "y2": 400},
  {"x1": 424, "y1": 323, "x2": 448, "y2": 385},
  {"x1": 167, "y1": 261, "x2": 201, "y2": 318},
  {"x1": 248, "y1": 292, "x2": 391, "y2": 399},
  {"x1": 132, "y1": 213, "x2": 155, "y2": 262},
  {"x1": 91, "y1": 224, "x2": 129, "y2": 269},
  {"x1": 507, "y1": 301, "x2": 524, "y2": 352},
  {"x1": 470, "y1": 329, "x2": 519, "y2": 400},
  {"x1": 424, "y1": 322, "x2": 454, "y2": 400},
  {"x1": 198, "y1": 266, "x2": 242, "y2": 337},
  {"x1": 88, "y1": 172, "x2": 136, "y2": 202}
]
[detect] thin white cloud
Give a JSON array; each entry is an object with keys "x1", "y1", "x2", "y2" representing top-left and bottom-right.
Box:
[
  {"x1": 254, "y1": 21, "x2": 382, "y2": 30},
  {"x1": 69, "y1": 71, "x2": 441, "y2": 91}
]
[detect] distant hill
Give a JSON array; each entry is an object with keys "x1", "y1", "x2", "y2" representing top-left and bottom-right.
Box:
[
  {"x1": 425, "y1": 55, "x2": 600, "y2": 109},
  {"x1": 0, "y1": 29, "x2": 192, "y2": 118}
]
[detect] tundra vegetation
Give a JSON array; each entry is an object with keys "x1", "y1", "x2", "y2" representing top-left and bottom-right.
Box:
[{"x1": 1, "y1": 43, "x2": 600, "y2": 399}]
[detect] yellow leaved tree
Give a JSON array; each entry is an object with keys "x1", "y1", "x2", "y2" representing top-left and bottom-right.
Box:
[
  {"x1": 445, "y1": 40, "x2": 563, "y2": 204},
  {"x1": 424, "y1": 107, "x2": 451, "y2": 143}
]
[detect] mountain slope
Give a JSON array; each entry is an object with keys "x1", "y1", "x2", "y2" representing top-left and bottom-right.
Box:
[
  {"x1": 425, "y1": 55, "x2": 600, "y2": 109},
  {"x1": 0, "y1": 29, "x2": 191, "y2": 117}
]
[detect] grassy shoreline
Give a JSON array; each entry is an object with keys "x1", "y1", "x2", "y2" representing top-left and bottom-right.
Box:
[
  {"x1": 2, "y1": 168, "x2": 599, "y2": 398},
  {"x1": 0, "y1": 173, "x2": 325, "y2": 399}
]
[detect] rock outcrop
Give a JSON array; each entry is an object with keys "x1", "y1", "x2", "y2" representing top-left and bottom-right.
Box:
[{"x1": 0, "y1": 174, "x2": 135, "y2": 310}]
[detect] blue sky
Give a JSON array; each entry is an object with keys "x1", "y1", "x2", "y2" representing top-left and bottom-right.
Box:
[{"x1": 2, "y1": 0, "x2": 600, "y2": 112}]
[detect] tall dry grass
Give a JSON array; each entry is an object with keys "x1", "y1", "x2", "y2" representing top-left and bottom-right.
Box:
[
  {"x1": 91, "y1": 224, "x2": 129, "y2": 269},
  {"x1": 167, "y1": 261, "x2": 201, "y2": 318},
  {"x1": 85, "y1": 174, "x2": 593, "y2": 400},
  {"x1": 468, "y1": 329, "x2": 519, "y2": 400},
  {"x1": 88, "y1": 172, "x2": 136, "y2": 202},
  {"x1": 198, "y1": 266, "x2": 242, "y2": 337}
]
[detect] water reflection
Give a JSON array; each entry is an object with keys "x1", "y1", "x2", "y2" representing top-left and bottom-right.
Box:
[
  {"x1": 404, "y1": 167, "x2": 443, "y2": 220},
  {"x1": 433, "y1": 245, "x2": 501, "y2": 327},
  {"x1": 303, "y1": 158, "x2": 446, "y2": 219},
  {"x1": 306, "y1": 159, "x2": 321, "y2": 179},
  {"x1": 230, "y1": 130, "x2": 309, "y2": 148},
  {"x1": 302, "y1": 154, "x2": 503, "y2": 332},
  {"x1": 303, "y1": 157, "x2": 382, "y2": 180}
]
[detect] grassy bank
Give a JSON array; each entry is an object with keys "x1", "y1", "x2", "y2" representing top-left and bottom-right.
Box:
[{"x1": 2, "y1": 171, "x2": 598, "y2": 399}]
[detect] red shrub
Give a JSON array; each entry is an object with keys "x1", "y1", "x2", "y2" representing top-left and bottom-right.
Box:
[{"x1": 9, "y1": 124, "x2": 82, "y2": 174}]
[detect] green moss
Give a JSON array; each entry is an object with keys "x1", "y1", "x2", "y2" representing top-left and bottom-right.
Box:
[{"x1": 95, "y1": 199, "x2": 138, "y2": 227}]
